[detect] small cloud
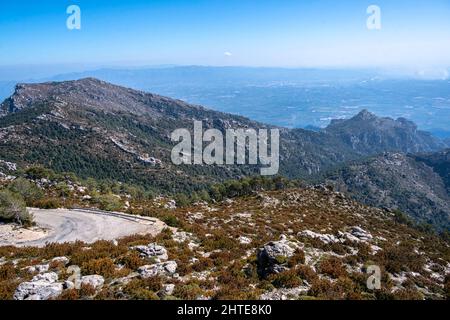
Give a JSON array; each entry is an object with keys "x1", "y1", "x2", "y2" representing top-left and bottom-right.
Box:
[{"x1": 224, "y1": 52, "x2": 233, "y2": 57}]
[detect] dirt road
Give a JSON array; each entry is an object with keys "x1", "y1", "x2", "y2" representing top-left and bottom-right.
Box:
[{"x1": 0, "y1": 208, "x2": 167, "y2": 247}]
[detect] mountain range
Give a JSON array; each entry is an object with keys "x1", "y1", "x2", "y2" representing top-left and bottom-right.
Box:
[
  {"x1": 0, "y1": 78, "x2": 449, "y2": 228},
  {"x1": 1, "y1": 67, "x2": 450, "y2": 136}
]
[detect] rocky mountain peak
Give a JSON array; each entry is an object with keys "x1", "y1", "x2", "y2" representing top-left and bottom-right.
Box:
[
  {"x1": 353, "y1": 109, "x2": 377, "y2": 121},
  {"x1": 324, "y1": 109, "x2": 445, "y2": 154},
  {"x1": 0, "y1": 78, "x2": 205, "y2": 119},
  {"x1": 1, "y1": 78, "x2": 109, "y2": 115}
]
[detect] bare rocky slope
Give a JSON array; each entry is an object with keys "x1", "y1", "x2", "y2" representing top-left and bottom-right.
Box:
[
  {"x1": 0, "y1": 187, "x2": 448, "y2": 300},
  {"x1": 322, "y1": 152, "x2": 450, "y2": 230},
  {"x1": 414, "y1": 149, "x2": 450, "y2": 194},
  {"x1": 324, "y1": 109, "x2": 448, "y2": 154}
]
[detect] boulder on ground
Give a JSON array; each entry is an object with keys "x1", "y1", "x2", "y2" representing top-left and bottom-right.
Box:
[
  {"x1": 260, "y1": 285, "x2": 310, "y2": 300},
  {"x1": 159, "y1": 283, "x2": 175, "y2": 297},
  {"x1": 51, "y1": 256, "x2": 70, "y2": 266},
  {"x1": 257, "y1": 235, "x2": 298, "y2": 277},
  {"x1": 350, "y1": 226, "x2": 373, "y2": 241},
  {"x1": 14, "y1": 272, "x2": 63, "y2": 300},
  {"x1": 138, "y1": 261, "x2": 178, "y2": 278},
  {"x1": 80, "y1": 275, "x2": 105, "y2": 290},
  {"x1": 298, "y1": 230, "x2": 338, "y2": 244},
  {"x1": 26, "y1": 264, "x2": 50, "y2": 274},
  {"x1": 239, "y1": 236, "x2": 252, "y2": 244},
  {"x1": 132, "y1": 243, "x2": 168, "y2": 261}
]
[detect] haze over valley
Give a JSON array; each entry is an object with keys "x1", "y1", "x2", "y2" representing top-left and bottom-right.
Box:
[{"x1": 1, "y1": 66, "x2": 450, "y2": 138}]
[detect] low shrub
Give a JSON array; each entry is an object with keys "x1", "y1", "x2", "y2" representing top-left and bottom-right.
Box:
[
  {"x1": 79, "y1": 283, "x2": 97, "y2": 297},
  {"x1": 0, "y1": 280, "x2": 19, "y2": 299},
  {"x1": 269, "y1": 269, "x2": 302, "y2": 288},
  {"x1": 294, "y1": 265, "x2": 318, "y2": 283},
  {"x1": 125, "y1": 288, "x2": 159, "y2": 300},
  {"x1": 0, "y1": 263, "x2": 16, "y2": 281},
  {"x1": 118, "y1": 252, "x2": 147, "y2": 270},
  {"x1": 330, "y1": 242, "x2": 349, "y2": 255},
  {"x1": 57, "y1": 289, "x2": 80, "y2": 300},
  {"x1": 94, "y1": 194, "x2": 123, "y2": 211},
  {"x1": 33, "y1": 198, "x2": 61, "y2": 209},
  {"x1": 192, "y1": 257, "x2": 214, "y2": 272},
  {"x1": 162, "y1": 215, "x2": 181, "y2": 228},
  {"x1": 7, "y1": 178, "x2": 44, "y2": 205},
  {"x1": 444, "y1": 275, "x2": 450, "y2": 299},
  {"x1": 308, "y1": 278, "x2": 334, "y2": 298},
  {"x1": 378, "y1": 242, "x2": 426, "y2": 274},
  {"x1": 213, "y1": 286, "x2": 260, "y2": 300},
  {"x1": 173, "y1": 282, "x2": 204, "y2": 300},
  {"x1": 122, "y1": 278, "x2": 161, "y2": 300},
  {"x1": 287, "y1": 249, "x2": 305, "y2": 267},
  {"x1": 393, "y1": 288, "x2": 423, "y2": 300},
  {"x1": 81, "y1": 258, "x2": 116, "y2": 278},
  {"x1": 0, "y1": 190, "x2": 33, "y2": 226},
  {"x1": 202, "y1": 231, "x2": 237, "y2": 251},
  {"x1": 317, "y1": 256, "x2": 347, "y2": 279}
]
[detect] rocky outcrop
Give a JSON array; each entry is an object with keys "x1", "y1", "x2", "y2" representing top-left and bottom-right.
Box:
[
  {"x1": 132, "y1": 243, "x2": 168, "y2": 262},
  {"x1": 138, "y1": 261, "x2": 178, "y2": 278},
  {"x1": 80, "y1": 275, "x2": 105, "y2": 290},
  {"x1": 298, "y1": 230, "x2": 338, "y2": 244},
  {"x1": 25, "y1": 264, "x2": 49, "y2": 274},
  {"x1": 238, "y1": 236, "x2": 252, "y2": 245},
  {"x1": 164, "y1": 200, "x2": 177, "y2": 210},
  {"x1": 51, "y1": 256, "x2": 70, "y2": 266},
  {"x1": 257, "y1": 235, "x2": 298, "y2": 277},
  {"x1": 350, "y1": 226, "x2": 373, "y2": 241},
  {"x1": 159, "y1": 283, "x2": 175, "y2": 298},
  {"x1": 260, "y1": 286, "x2": 310, "y2": 300},
  {"x1": 14, "y1": 272, "x2": 63, "y2": 300},
  {"x1": 298, "y1": 227, "x2": 373, "y2": 244},
  {"x1": 0, "y1": 160, "x2": 17, "y2": 171}
]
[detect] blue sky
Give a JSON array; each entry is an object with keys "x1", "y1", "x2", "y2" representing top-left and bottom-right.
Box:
[{"x1": 1, "y1": 0, "x2": 450, "y2": 69}]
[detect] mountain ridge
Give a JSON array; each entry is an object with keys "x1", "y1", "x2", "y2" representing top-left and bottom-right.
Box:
[
  {"x1": 1, "y1": 78, "x2": 448, "y2": 228},
  {"x1": 1, "y1": 79, "x2": 447, "y2": 175},
  {"x1": 324, "y1": 108, "x2": 447, "y2": 154}
]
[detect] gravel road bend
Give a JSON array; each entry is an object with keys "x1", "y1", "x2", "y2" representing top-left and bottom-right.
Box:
[{"x1": 0, "y1": 208, "x2": 167, "y2": 247}]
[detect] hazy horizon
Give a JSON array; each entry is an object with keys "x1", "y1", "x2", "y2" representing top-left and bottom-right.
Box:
[
  {"x1": 1, "y1": 64, "x2": 449, "y2": 137},
  {"x1": 0, "y1": 64, "x2": 449, "y2": 82},
  {"x1": 1, "y1": 1, "x2": 449, "y2": 136}
]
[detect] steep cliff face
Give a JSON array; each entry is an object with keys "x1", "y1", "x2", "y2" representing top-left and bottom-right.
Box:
[{"x1": 324, "y1": 109, "x2": 447, "y2": 154}]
